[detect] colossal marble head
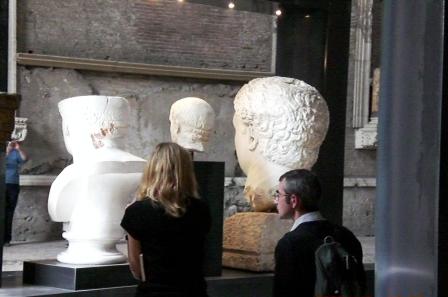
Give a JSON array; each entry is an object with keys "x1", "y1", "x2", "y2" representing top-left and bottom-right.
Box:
[
  {"x1": 169, "y1": 97, "x2": 216, "y2": 152},
  {"x1": 58, "y1": 96, "x2": 130, "y2": 161},
  {"x1": 234, "y1": 76, "x2": 329, "y2": 178}
]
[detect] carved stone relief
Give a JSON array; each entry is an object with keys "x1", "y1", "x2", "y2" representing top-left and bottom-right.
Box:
[{"x1": 11, "y1": 117, "x2": 28, "y2": 141}]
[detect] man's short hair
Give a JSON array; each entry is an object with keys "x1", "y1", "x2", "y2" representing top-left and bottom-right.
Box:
[
  {"x1": 234, "y1": 76, "x2": 329, "y2": 169},
  {"x1": 279, "y1": 169, "x2": 321, "y2": 212}
]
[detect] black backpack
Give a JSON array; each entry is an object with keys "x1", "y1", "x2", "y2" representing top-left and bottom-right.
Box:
[{"x1": 314, "y1": 235, "x2": 364, "y2": 297}]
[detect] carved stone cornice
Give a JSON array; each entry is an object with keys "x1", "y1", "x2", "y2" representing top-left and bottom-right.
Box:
[
  {"x1": 11, "y1": 117, "x2": 28, "y2": 141},
  {"x1": 20, "y1": 175, "x2": 56, "y2": 187},
  {"x1": 16, "y1": 53, "x2": 274, "y2": 82},
  {"x1": 20, "y1": 175, "x2": 376, "y2": 188}
]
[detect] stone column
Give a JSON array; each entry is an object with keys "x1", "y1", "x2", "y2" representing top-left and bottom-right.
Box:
[
  {"x1": 0, "y1": 0, "x2": 8, "y2": 92},
  {"x1": 376, "y1": 0, "x2": 448, "y2": 296},
  {"x1": 0, "y1": 0, "x2": 9, "y2": 286}
]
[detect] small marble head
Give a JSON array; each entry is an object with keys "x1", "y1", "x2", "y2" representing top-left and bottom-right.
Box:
[
  {"x1": 233, "y1": 76, "x2": 329, "y2": 173},
  {"x1": 58, "y1": 95, "x2": 130, "y2": 159},
  {"x1": 169, "y1": 97, "x2": 216, "y2": 152}
]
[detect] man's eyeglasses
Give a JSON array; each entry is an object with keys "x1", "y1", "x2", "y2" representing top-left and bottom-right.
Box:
[{"x1": 273, "y1": 190, "x2": 291, "y2": 203}]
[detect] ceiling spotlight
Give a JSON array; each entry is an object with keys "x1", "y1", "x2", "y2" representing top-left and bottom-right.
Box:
[
  {"x1": 178, "y1": 0, "x2": 184, "y2": 2},
  {"x1": 275, "y1": 9, "x2": 282, "y2": 16},
  {"x1": 305, "y1": 14, "x2": 311, "y2": 18},
  {"x1": 228, "y1": 2, "x2": 235, "y2": 9}
]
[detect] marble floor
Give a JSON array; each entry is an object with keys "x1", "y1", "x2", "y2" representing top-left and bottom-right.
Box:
[
  {"x1": 2, "y1": 240, "x2": 128, "y2": 272},
  {"x1": 2, "y1": 237, "x2": 374, "y2": 272},
  {"x1": 0, "y1": 237, "x2": 375, "y2": 296}
]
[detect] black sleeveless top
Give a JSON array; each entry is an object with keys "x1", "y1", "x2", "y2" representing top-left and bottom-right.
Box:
[{"x1": 121, "y1": 197, "x2": 211, "y2": 297}]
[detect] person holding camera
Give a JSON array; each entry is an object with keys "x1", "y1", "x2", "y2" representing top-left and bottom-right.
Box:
[{"x1": 4, "y1": 141, "x2": 27, "y2": 246}]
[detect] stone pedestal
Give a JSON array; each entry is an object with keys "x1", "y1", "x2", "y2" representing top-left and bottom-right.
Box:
[
  {"x1": 22, "y1": 260, "x2": 136, "y2": 290},
  {"x1": 194, "y1": 161, "x2": 224, "y2": 276},
  {"x1": 222, "y1": 212, "x2": 292, "y2": 272}
]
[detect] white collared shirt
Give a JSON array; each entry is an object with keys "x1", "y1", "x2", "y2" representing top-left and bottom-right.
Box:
[{"x1": 290, "y1": 211, "x2": 326, "y2": 231}]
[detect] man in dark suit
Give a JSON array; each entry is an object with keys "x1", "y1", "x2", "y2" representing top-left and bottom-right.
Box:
[{"x1": 273, "y1": 169, "x2": 366, "y2": 297}]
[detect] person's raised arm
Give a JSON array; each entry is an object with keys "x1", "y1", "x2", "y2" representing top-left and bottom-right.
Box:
[
  {"x1": 15, "y1": 142, "x2": 27, "y2": 161},
  {"x1": 6, "y1": 141, "x2": 13, "y2": 155}
]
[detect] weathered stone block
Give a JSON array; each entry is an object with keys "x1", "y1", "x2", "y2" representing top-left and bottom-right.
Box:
[
  {"x1": 343, "y1": 187, "x2": 375, "y2": 236},
  {"x1": 223, "y1": 177, "x2": 251, "y2": 218},
  {"x1": 222, "y1": 212, "x2": 291, "y2": 272},
  {"x1": 13, "y1": 185, "x2": 62, "y2": 243}
]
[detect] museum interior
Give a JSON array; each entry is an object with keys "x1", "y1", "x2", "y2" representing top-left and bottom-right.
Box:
[{"x1": 0, "y1": 0, "x2": 447, "y2": 296}]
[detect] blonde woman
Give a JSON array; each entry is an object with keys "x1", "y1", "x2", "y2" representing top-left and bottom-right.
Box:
[{"x1": 121, "y1": 142, "x2": 211, "y2": 297}]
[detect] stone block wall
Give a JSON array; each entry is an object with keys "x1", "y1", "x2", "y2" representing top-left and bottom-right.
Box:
[
  {"x1": 223, "y1": 178, "x2": 376, "y2": 236},
  {"x1": 343, "y1": 188, "x2": 375, "y2": 236},
  {"x1": 343, "y1": 180, "x2": 375, "y2": 236},
  {"x1": 17, "y1": 66, "x2": 242, "y2": 177},
  {"x1": 12, "y1": 185, "x2": 61, "y2": 243},
  {"x1": 12, "y1": 176, "x2": 373, "y2": 243},
  {"x1": 224, "y1": 178, "x2": 251, "y2": 218}
]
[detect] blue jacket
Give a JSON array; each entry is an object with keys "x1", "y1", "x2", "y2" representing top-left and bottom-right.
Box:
[{"x1": 5, "y1": 149, "x2": 25, "y2": 184}]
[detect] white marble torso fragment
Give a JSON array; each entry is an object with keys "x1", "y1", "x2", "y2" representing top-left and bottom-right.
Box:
[
  {"x1": 169, "y1": 97, "x2": 215, "y2": 152},
  {"x1": 48, "y1": 95, "x2": 146, "y2": 265},
  {"x1": 233, "y1": 76, "x2": 329, "y2": 212}
]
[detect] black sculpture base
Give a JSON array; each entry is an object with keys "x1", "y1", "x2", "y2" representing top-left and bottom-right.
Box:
[
  {"x1": 22, "y1": 260, "x2": 136, "y2": 290},
  {"x1": 194, "y1": 161, "x2": 225, "y2": 276}
]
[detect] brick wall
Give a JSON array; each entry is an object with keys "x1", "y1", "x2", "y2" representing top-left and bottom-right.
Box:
[{"x1": 18, "y1": 0, "x2": 273, "y2": 71}]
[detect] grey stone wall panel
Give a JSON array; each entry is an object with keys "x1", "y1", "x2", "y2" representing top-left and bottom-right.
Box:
[
  {"x1": 17, "y1": 0, "x2": 272, "y2": 71},
  {"x1": 13, "y1": 186, "x2": 62, "y2": 243},
  {"x1": 13, "y1": 180, "x2": 373, "y2": 241},
  {"x1": 17, "y1": 66, "x2": 242, "y2": 176},
  {"x1": 343, "y1": 187, "x2": 375, "y2": 236}
]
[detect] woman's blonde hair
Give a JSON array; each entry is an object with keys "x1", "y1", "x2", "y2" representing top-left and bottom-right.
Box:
[{"x1": 137, "y1": 142, "x2": 199, "y2": 217}]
